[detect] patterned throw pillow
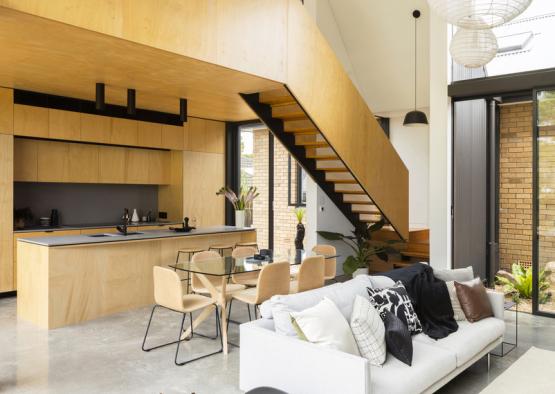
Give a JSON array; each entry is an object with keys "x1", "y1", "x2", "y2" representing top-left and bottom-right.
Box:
[
  {"x1": 350, "y1": 295, "x2": 386, "y2": 366},
  {"x1": 366, "y1": 281, "x2": 422, "y2": 334}
]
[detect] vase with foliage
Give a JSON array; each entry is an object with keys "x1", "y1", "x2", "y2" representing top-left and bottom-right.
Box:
[
  {"x1": 496, "y1": 263, "x2": 552, "y2": 304},
  {"x1": 294, "y1": 207, "x2": 306, "y2": 250},
  {"x1": 217, "y1": 186, "x2": 259, "y2": 227},
  {"x1": 317, "y1": 220, "x2": 401, "y2": 276}
]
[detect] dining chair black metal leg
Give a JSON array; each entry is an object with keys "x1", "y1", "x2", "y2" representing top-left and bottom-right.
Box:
[
  {"x1": 175, "y1": 307, "x2": 224, "y2": 366},
  {"x1": 142, "y1": 305, "x2": 187, "y2": 352},
  {"x1": 254, "y1": 304, "x2": 258, "y2": 319},
  {"x1": 189, "y1": 308, "x2": 219, "y2": 340},
  {"x1": 247, "y1": 303, "x2": 252, "y2": 321}
]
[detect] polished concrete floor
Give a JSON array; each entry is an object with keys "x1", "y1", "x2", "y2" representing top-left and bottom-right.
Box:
[{"x1": 0, "y1": 296, "x2": 554, "y2": 394}]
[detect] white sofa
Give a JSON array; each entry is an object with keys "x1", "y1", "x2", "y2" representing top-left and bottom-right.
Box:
[{"x1": 239, "y1": 274, "x2": 505, "y2": 394}]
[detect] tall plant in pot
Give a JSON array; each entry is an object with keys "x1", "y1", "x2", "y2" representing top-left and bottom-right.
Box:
[
  {"x1": 294, "y1": 207, "x2": 306, "y2": 250},
  {"x1": 318, "y1": 220, "x2": 401, "y2": 276},
  {"x1": 216, "y1": 186, "x2": 259, "y2": 227}
]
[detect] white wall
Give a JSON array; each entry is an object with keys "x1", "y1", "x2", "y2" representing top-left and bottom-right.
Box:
[
  {"x1": 428, "y1": 12, "x2": 451, "y2": 269},
  {"x1": 388, "y1": 115, "x2": 429, "y2": 229},
  {"x1": 305, "y1": 179, "x2": 354, "y2": 275}
]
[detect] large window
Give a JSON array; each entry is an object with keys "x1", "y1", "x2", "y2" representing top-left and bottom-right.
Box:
[
  {"x1": 451, "y1": 0, "x2": 555, "y2": 82},
  {"x1": 239, "y1": 125, "x2": 306, "y2": 251}
]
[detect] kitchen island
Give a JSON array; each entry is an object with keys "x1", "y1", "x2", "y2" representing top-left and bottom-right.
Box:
[{"x1": 17, "y1": 226, "x2": 256, "y2": 329}]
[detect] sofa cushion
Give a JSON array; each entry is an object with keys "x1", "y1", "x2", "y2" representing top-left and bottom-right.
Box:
[
  {"x1": 455, "y1": 280, "x2": 494, "y2": 322},
  {"x1": 370, "y1": 341, "x2": 457, "y2": 394},
  {"x1": 445, "y1": 278, "x2": 479, "y2": 321},
  {"x1": 413, "y1": 318, "x2": 505, "y2": 367},
  {"x1": 434, "y1": 266, "x2": 474, "y2": 282},
  {"x1": 350, "y1": 295, "x2": 386, "y2": 366},
  {"x1": 383, "y1": 310, "x2": 412, "y2": 366},
  {"x1": 367, "y1": 281, "x2": 423, "y2": 334},
  {"x1": 260, "y1": 275, "x2": 374, "y2": 320},
  {"x1": 290, "y1": 297, "x2": 360, "y2": 356}
]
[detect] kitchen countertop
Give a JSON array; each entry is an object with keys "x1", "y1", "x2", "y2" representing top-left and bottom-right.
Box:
[
  {"x1": 17, "y1": 226, "x2": 255, "y2": 247},
  {"x1": 13, "y1": 221, "x2": 180, "y2": 233}
]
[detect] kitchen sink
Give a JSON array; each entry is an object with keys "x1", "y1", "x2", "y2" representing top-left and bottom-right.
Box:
[{"x1": 87, "y1": 232, "x2": 143, "y2": 238}]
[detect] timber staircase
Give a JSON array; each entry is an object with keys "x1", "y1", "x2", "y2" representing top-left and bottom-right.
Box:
[{"x1": 241, "y1": 87, "x2": 391, "y2": 234}]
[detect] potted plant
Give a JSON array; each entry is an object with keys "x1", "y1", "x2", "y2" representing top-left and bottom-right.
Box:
[
  {"x1": 317, "y1": 220, "x2": 401, "y2": 277},
  {"x1": 294, "y1": 207, "x2": 306, "y2": 250},
  {"x1": 217, "y1": 186, "x2": 259, "y2": 227}
]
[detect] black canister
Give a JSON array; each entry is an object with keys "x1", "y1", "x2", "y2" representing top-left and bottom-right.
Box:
[{"x1": 50, "y1": 209, "x2": 59, "y2": 227}]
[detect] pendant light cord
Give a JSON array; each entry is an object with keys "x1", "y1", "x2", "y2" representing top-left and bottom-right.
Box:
[{"x1": 414, "y1": 15, "x2": 417, "y2": 111}]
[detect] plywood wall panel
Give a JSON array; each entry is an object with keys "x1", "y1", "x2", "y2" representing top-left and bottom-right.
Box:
[
  {"x1": 183, "y1": 151, "x2": 225, "y2": 226},
  {"x1": 0, "y1": 88, "x2": 13, "y2": 135},
  {"x1": 0, "y1": 134, "x2": 13, "y2": 291}
]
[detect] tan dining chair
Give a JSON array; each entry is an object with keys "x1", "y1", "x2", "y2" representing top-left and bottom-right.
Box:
[
  {"x1": 312, "y1": 244, "x2": 337, "y2": 281},
  {"x1": 190, "y1": 251, "x2": 246, "y2": 297},
  {"x1": 231, "y1": 246, "x2": 259, "y2": 287},
  {"x1": 229, "y1": 261, "x2": 291, "y2": 324},
  {"x1": 290, "y1": 255, "x2": 325, "y2": 294},
  {"x1": 141, "y1": 266, "x2": 222, "y2": 366}
]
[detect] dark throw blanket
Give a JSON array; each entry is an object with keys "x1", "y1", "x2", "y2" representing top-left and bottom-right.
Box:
[{"x1": 382, "y1": 264, "x2": 458, "y2": 339}]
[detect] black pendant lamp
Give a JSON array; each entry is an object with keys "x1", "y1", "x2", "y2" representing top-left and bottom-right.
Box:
[{"x1": 404, "y1": 10, "x2": 428, "y2": 127}]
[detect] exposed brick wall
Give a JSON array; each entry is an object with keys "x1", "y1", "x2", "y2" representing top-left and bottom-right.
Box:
[
  {"x1": 251, "y1": 129, "x2": 300, "y2": 251},
  {"x1": 499, "y1": 103, "x2": 533, "y2": 270}
]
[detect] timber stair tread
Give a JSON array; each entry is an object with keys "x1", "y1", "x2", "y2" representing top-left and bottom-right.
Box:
[
  {"x1": 305, "y1": 147, "x2": 337, "y2": 160},
  {"x1": 295, "y1": 134, "x2": 327, "y2": 147},
  {"x1": 271, "y1": 103, "x2": 305, "y2": 120},
  {"x1": 259, "y1": 88, "x2": 295, "y2": 105},
  {"x1": 316, "y1": 160, "x2": 347, "y2": 172},
  {"x1": 325, "y1": 171, "x2": 357, "y2": 184},
  {"x1": 284, "y1": 119, "x2": 318, "y2": 133},
  {"x1": 351, "y1": 204, "x2": 380, "y2": 214}
]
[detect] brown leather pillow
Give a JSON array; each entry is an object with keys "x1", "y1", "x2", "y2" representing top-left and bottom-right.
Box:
[{"x1": 454, "y1": 280, "x2": 493, "y2": 322}]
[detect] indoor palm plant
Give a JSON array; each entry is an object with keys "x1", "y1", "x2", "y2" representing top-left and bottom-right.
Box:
[
  {"x1": 216, "y1": 186, "x2": 259, "y2": 227},
  {"x1": 317, "y1": 220, "x2": 401, "y2": 276}
]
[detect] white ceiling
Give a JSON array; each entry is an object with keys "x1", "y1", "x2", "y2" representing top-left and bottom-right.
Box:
[{"x1": 324, "y1": 0, "x2": 431, "y2": 115}]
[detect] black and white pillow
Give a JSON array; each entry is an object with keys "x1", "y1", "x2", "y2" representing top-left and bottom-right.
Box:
[{"x1": 367, "y1": 281, "x2": 422, "y2": 334}]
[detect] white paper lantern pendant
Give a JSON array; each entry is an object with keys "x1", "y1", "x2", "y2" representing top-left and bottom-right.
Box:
[
  {"x1": 450, "y1": 28, "x2": 498, "y2": 68},
  {"x1": 428, "y1": 0, "x2": 533, "y2": 30}
]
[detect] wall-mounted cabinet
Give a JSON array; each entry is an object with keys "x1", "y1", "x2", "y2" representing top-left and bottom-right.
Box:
[
  {"x1": 14, "y1": 138, "x2": 170, "y2": 185},
  {"x1": 13, "y1": 104, "x2": 186, "y2": 150},
  {"x1": 13, "y1": 138, "x2": 38, "y2": 182},
  {"x1": 13, "y1": 105, "x2": 49, "y2": 138}
]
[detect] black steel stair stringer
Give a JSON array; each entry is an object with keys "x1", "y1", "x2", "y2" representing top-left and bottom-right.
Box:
[{"x1": 239, "y1": 92, "x2": 362, "y2": 230}]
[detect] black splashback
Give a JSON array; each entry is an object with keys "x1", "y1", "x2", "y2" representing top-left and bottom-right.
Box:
[{"x1": 14, "y1": 182, "x2": 158, "y2": 226}]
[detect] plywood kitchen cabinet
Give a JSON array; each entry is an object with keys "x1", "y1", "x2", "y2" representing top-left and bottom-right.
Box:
[
  {"x1": 111, "y1": 118, "x2": 138, "y2": 146},
  {"x1": 14, "y1": 138, "x2": 38, "y2": 182},
  {"x1": 187, "y1": 118, "x2": 225, "y2": 154},
  {"x1": 99, "y1": 145, "x2": 126, "y2": 184},
  {"x1": 161, "y1": 124, "x2": 184, "y2": 150},
  {"x1": 49, "y1": 109, "x2": 81, "y2": 141},
  {"x1": 80, "y1": 113, "x2": 111, "y2": 143},
  {"x1": 68, "y1": 143, "x2": 99, "y2": 183},
  {"x1": 137, "y1": 121, "x2": 162, "y2": 148},
  {"x1": 125, "y1": 148, "x2": 149, "y2": 184},
  {"x1": 37, "y1": 140, "x2": 70, "y2": 182},
  {"x1": 13, "y1": 229, "x2": 81, "y2": 291},
  {"x1": 204, "y1": 119, "x2": 225, "y2": 154},
  {"x1": 148, "y1": 149, "x2": 171, "y2": 184},
  {"x1": 13, "y1": 105, "x2": 49, "y2": 138}
]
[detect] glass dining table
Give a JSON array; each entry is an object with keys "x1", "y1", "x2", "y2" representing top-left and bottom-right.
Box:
[{"x1": 169, "y1": 249, "x2": 338, "y2": 354}]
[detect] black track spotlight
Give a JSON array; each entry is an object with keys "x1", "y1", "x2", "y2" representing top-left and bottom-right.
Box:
[
  {"x1": 127, "y1": 89, "x2": 136, "y2": 115},
  {"x1": 95, "y1": 83, "x2": 105, "y2": 111},
  {"x1": 179, "y1": 98, "x2": 188, "y2": 123}
]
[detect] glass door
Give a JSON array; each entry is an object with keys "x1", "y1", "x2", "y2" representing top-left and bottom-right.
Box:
[{"x1": 534, "y1": 88, "x2": 555, "y2": 315}]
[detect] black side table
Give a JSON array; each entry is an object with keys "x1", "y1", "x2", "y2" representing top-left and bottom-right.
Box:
[{"x1": 490, "y1": 300, "x2": 518, "y2": 357}]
